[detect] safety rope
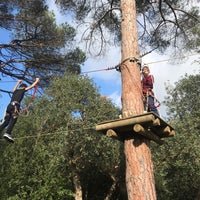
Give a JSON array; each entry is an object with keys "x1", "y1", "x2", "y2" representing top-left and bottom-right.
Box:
[
  {"x1": 19, "y1": 85, "x2": 39, "y2": 117},
  {"x1": 0, "y1": 125, "x2": 95, "y2": 142},
  {"x1": 143, "y1": 91, "x2": 161, "y2": 112},
  {"x1": 145, "y1": 53, "x2": 199, "y2": 65}
]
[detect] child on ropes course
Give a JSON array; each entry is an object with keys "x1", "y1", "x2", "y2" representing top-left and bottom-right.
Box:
[
  {"x1": 0, "y1": 78, "x2": 40, "y2": 142},
  {"x1": 141, "y1": 65, "x2": 160, "y2": 116}
]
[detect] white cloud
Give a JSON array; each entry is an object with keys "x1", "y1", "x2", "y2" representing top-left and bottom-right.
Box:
[
  {"x1": 83, "y1": 48, "x2": 199, "y2": 118},
  {"x1": 48, "y1": 0, "x2": 71, "y2": 24},
  {"x1": 109, "y1": 91, "x2": 122, "y2": 108},
  {"x1": 43, "y1": 1, "x2": 200, "y2": 119}
]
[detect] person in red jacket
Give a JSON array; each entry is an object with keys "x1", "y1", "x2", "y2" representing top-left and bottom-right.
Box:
[
  {"x1": 0, "y1": 78, "x2": 40, "y2": 142},
  {"x1": 141, "y1": 65, "x2": 159, "y2": 116}
]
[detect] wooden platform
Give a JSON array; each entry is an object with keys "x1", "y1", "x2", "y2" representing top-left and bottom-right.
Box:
[{"x1": 95, "y1": 112, "x2": 175, "y2": 145}]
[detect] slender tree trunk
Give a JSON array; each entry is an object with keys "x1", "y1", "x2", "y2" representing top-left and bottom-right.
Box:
[
  {"x1": 104, "y1": 175, "x2": 117, "y2": 200},
  {"x1": 120, "y1": 0, "x2": 157, "y2": 199},
  {"x1": 72, "y1": 170, "x2": 83, "y2": 200}
]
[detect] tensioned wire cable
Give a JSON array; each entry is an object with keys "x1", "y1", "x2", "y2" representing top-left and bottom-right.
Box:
[
  {"x1": 0, "y1": 53, "x2": 198, "y2": 141},
  {"x1": 81, "y1": 53, "x2": 199, "y2": 74},
  {"x1": 0, "y1": 53, "x2": 198, "y2": 80}
]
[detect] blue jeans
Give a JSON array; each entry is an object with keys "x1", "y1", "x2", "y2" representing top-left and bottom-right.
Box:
[{"x1": 143, "y1": 96, "x2": 159, "y2": 116}]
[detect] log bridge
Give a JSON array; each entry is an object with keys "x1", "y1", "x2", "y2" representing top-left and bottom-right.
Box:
[{"x1": 95, "y1": 112, "x2": 175, "y2": 145}]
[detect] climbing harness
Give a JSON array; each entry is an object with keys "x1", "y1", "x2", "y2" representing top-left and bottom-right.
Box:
[
  {"x1": 144, "y1": 94, "x2": 161, "y2": 111},
  {"x1": 141, "y1": 70, "x2": 161, "y2": 112},
  {"x1": 143, "y1": 90, "x2": 161, "y2": 112},
  {"x1": 19, "y1": 85, "x2": 39, "y2": 117},
  {"x1": 10, "y1": 101, "x2": 20, "y2": 118}
]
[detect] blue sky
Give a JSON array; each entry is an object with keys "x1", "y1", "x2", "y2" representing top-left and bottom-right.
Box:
[
  {"x1": 82, "y1": 47, "x2": 199, "y2": 118},
  {"x1": 47, "y1": 0, "x2": 199, "y2": 118},
  {"x1": 0, "y1": 28, "x2": 35, "y2": 118},
  {"x1": 0, "y1": 1, "x2": 199, "y2": 120}
]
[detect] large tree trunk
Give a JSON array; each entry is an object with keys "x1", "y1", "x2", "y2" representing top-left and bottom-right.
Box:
[{"x1": 120, "y1": 0, "x2": 157, "y2": 199}]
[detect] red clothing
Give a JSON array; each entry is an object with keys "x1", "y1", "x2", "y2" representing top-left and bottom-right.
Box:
[{"x1": 141, "y1": 74, "x2": 154, "y2": 96}]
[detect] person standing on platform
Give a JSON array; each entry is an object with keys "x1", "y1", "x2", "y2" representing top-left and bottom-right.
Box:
[{"x1": 141, "y1": 65, "x2": 159, "y2": 116}]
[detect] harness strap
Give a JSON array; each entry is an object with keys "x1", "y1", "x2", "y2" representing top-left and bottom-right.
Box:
[
  {"x1": 143, "y1": 92, "x2": 161, "y2": 109},
  {"x1": 19, "y1": 84, "x2": 39, "y2": 117},
  {"x1": 31, "y1": 85, "x2": 38, "y2": 100},
  {"x1": 10, "y1": 102, "x2": 20, "y2": 118}
]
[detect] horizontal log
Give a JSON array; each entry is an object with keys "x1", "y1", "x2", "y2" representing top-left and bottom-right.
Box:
[
  {"x1": 152, "y1": 118, "x2": 161, "y2": 126},
  {"x1": 159, "y1": 126, "x2": 175, "y2": 137},
  {"x1": 133, "y1": 124, "x2": 164, "y2": 145},
  {"x1": 96, "y1": 114, "x2": 155, "y2": 132},
  {"x1": 133, "y1": 124, "x2": 145, "y2": 132},
  {"x1": 106, "y1": 129, "x2": 118, "y2": 137},
  {"x1": 163, "y1": 126, "x2": 171, "y2": 134},
  {"x1": 106, "y1": 129, "x2": 123, "y2": 141},
  {"x1": 169, "y1": 130, "x2": 175, "y2": 137}
]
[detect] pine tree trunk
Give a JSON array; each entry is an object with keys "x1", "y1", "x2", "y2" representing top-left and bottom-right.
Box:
[{"x1": 120, "y1": 0, "x2": 157, "y2": 199}]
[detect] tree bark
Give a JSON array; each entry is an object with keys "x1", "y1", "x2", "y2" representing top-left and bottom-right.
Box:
[
  {"x1": 72, "y1": 169, "x2": 83, "y2": 200},
  {"x1": 120, "y1": 0, "x2": 157, "y2": 199}
]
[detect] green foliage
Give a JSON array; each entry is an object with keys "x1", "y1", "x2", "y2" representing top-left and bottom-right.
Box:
[
  {"x1": 0, "y1": 0, "x2": 85, "y2": 87},
  {"x1": 56, "y1": 0, "x2": 200, "y2": 56},
  {"x1": 152, "y1": 74, "x2": 200, "y2": 200},
  {"x1": 164, "y1": 74, "x2": 200, "y2": 119},
  {"x1": 0, "y1": 133, "x2": 73, "y2": 200},
  {"x1": 0, "y1": 74, "x2": 124, "y2": 199}
]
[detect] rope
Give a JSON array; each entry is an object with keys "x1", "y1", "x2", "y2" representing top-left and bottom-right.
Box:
[
  {"x1": 0, "y1": 126, "x2": 95, "y2": 142},
  {"x1": 19, "y1": 85, "x2": 39, "y2": 117}
]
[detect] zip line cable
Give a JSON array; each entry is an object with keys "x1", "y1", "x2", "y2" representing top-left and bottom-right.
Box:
[
  {"x1": 81, "y1": 66, "x2": 118, "y2": 74},
  {"x1": 0, "y1": 80, "x2": 17, "y2": 83},
  {"x1": 81, "y1": 53, "x2": 199, "y2": 74},
  {"x1": 2, "y1": 53, "x2": 197, "y2": 141},
  {"x1": 0, "y1": 53, "x2": 198, "y2": 83},
  {"x1": 146, "y1": 53, "x2": 199, "y2": 65}
]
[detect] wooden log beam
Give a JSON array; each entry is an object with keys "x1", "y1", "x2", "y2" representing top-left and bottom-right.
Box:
[
  {"x1": 155, "y1": 126, "x2": 175, "y2": 137},
  {"x1": 152, "y1": 118, "x2": 161, "y2": 126},
  {"x1": 106, "y1": 129, "x2": 123, "y2": 141},
  {"x1": 163, "y1": 126, "x2": 171, "y2": 134},
  {"x1": 163, "y1": 126, "x2": 175, "y2": 136},
  {"x1": 133, "y1": 124, "x2": 164, "y2": 145},
  {"x1": 96, "y1": 114, "x2": 155, "y2": 132},
  {"x1": 170, "y1": 130, "x2": 175, "y2": 136},
  {"x1": 106, "y1": 129, "x2": 118, "y2": 138}
]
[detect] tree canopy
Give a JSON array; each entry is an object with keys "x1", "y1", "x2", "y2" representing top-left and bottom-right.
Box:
[
  {"x1": 0, "y1": 0, "x2": 85, "y2": 92},
  {"x1": 152, "y1": 74, "x2": 200, "y2": 200},
  {"x1": 0, "y1": 1, "x2": 199, "y2": 199},
  {"x1": 0, "y1": 73, "x2": 199, "y2": 200},
  {"x1": 56, "y1": 0, "x2": 200, "y2": 56},
  {"x1": 0, "y1": 74, "x2": 126, "y2": 199}
]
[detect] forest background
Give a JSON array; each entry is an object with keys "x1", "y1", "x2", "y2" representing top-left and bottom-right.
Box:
[
  {"x1": 0, "y1": 0, "x2": 199, "y2": 118},
  {"x1": 0, "y1": 0, "x2": 199, "y2": 200}
]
